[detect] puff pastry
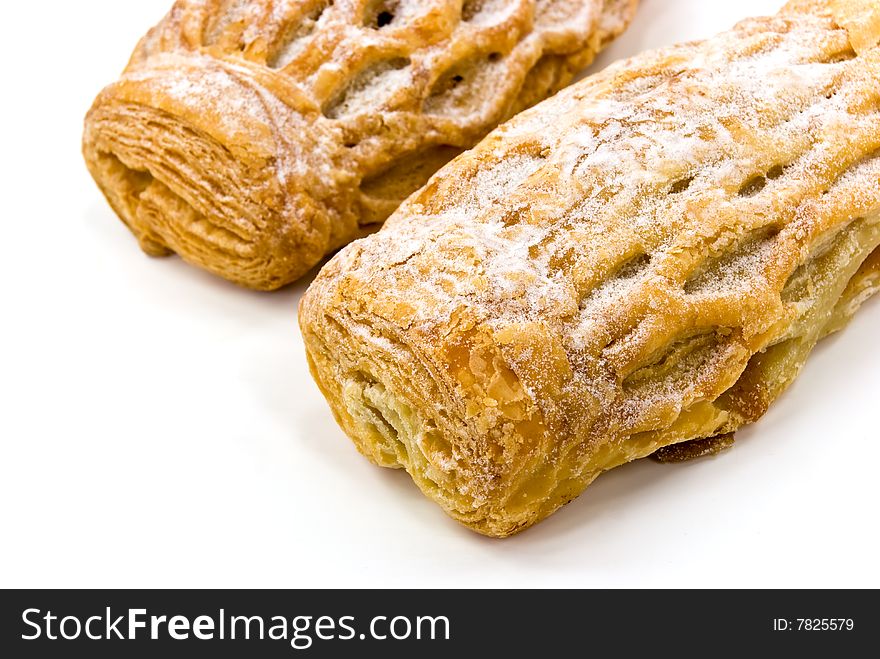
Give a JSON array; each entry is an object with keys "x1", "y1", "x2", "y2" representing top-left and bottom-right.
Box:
[
  {"x1": 300, "y1": 0, "x2": 880, "y2": 536},
  {"x1": 82, "y1": 0, "x2": 637, "y2": 290}
]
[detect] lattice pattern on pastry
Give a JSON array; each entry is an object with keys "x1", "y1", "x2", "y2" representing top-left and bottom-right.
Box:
[
  {"x1": 299, "y1": 0, "x2": 880, "y2": 536},
  {"x1": 84, "y1": 0, "x2": 636, "y2": 288}
]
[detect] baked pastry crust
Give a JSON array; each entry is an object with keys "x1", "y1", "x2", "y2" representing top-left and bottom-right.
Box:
[
  {"x1": 82, "y1": 0, "x2": 637, "y2": 290},
  {"x1": 300, "y1": 0, "x2": 880, "y2": 536}
]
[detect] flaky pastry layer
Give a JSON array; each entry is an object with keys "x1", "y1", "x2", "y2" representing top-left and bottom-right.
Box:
[
  {"x1": 301, "y1": 0, "x2": 880, "y2": 536},
  {"x1": 82, "y1": 0, "x2": 637, "y2": 289}
]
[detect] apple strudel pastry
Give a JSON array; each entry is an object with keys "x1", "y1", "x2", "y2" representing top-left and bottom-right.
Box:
[
  {"x1": 300, "y1": 0, "x2": 880, "y2": 536},
  {"x1": 82, "y1": 0, "x2": 637, "y2": 289}
]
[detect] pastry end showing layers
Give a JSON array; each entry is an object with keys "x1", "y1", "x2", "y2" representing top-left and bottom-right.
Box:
[
  {"x1": 83, "y1": 0, "x2": 638, "y2": 290},
  {"x1": 300, "y1": 0, "x2": 880, "y2": 536}
]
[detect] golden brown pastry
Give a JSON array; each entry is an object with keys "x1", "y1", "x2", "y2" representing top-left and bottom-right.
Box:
[
  {"x1": 300, "y1": 0, "x2": 880, "y2": 537},
  {"x1": 82, "y1": 0, "x2": 638, "y2": 290}
]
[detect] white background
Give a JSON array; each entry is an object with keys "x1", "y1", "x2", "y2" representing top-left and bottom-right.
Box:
[{"x1": 2, "y1": 0, "x2": 877, "y2": 588}]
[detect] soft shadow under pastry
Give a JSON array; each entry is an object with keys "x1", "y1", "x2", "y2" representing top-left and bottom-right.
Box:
[{"x1": 300, "y1": 0, "x2": 880, "y2": 536}]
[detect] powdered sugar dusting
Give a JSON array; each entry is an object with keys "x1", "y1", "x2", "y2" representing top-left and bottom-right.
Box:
[
  {"x1": 325, "y1": 59, "x2": 412, "y2": 118},
  {"x1": 685, "y1": 233, "x2": 777, "y2": 296},
  {"x1": 331, "y1": 7, "x2": 880, "y2": 458}
]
